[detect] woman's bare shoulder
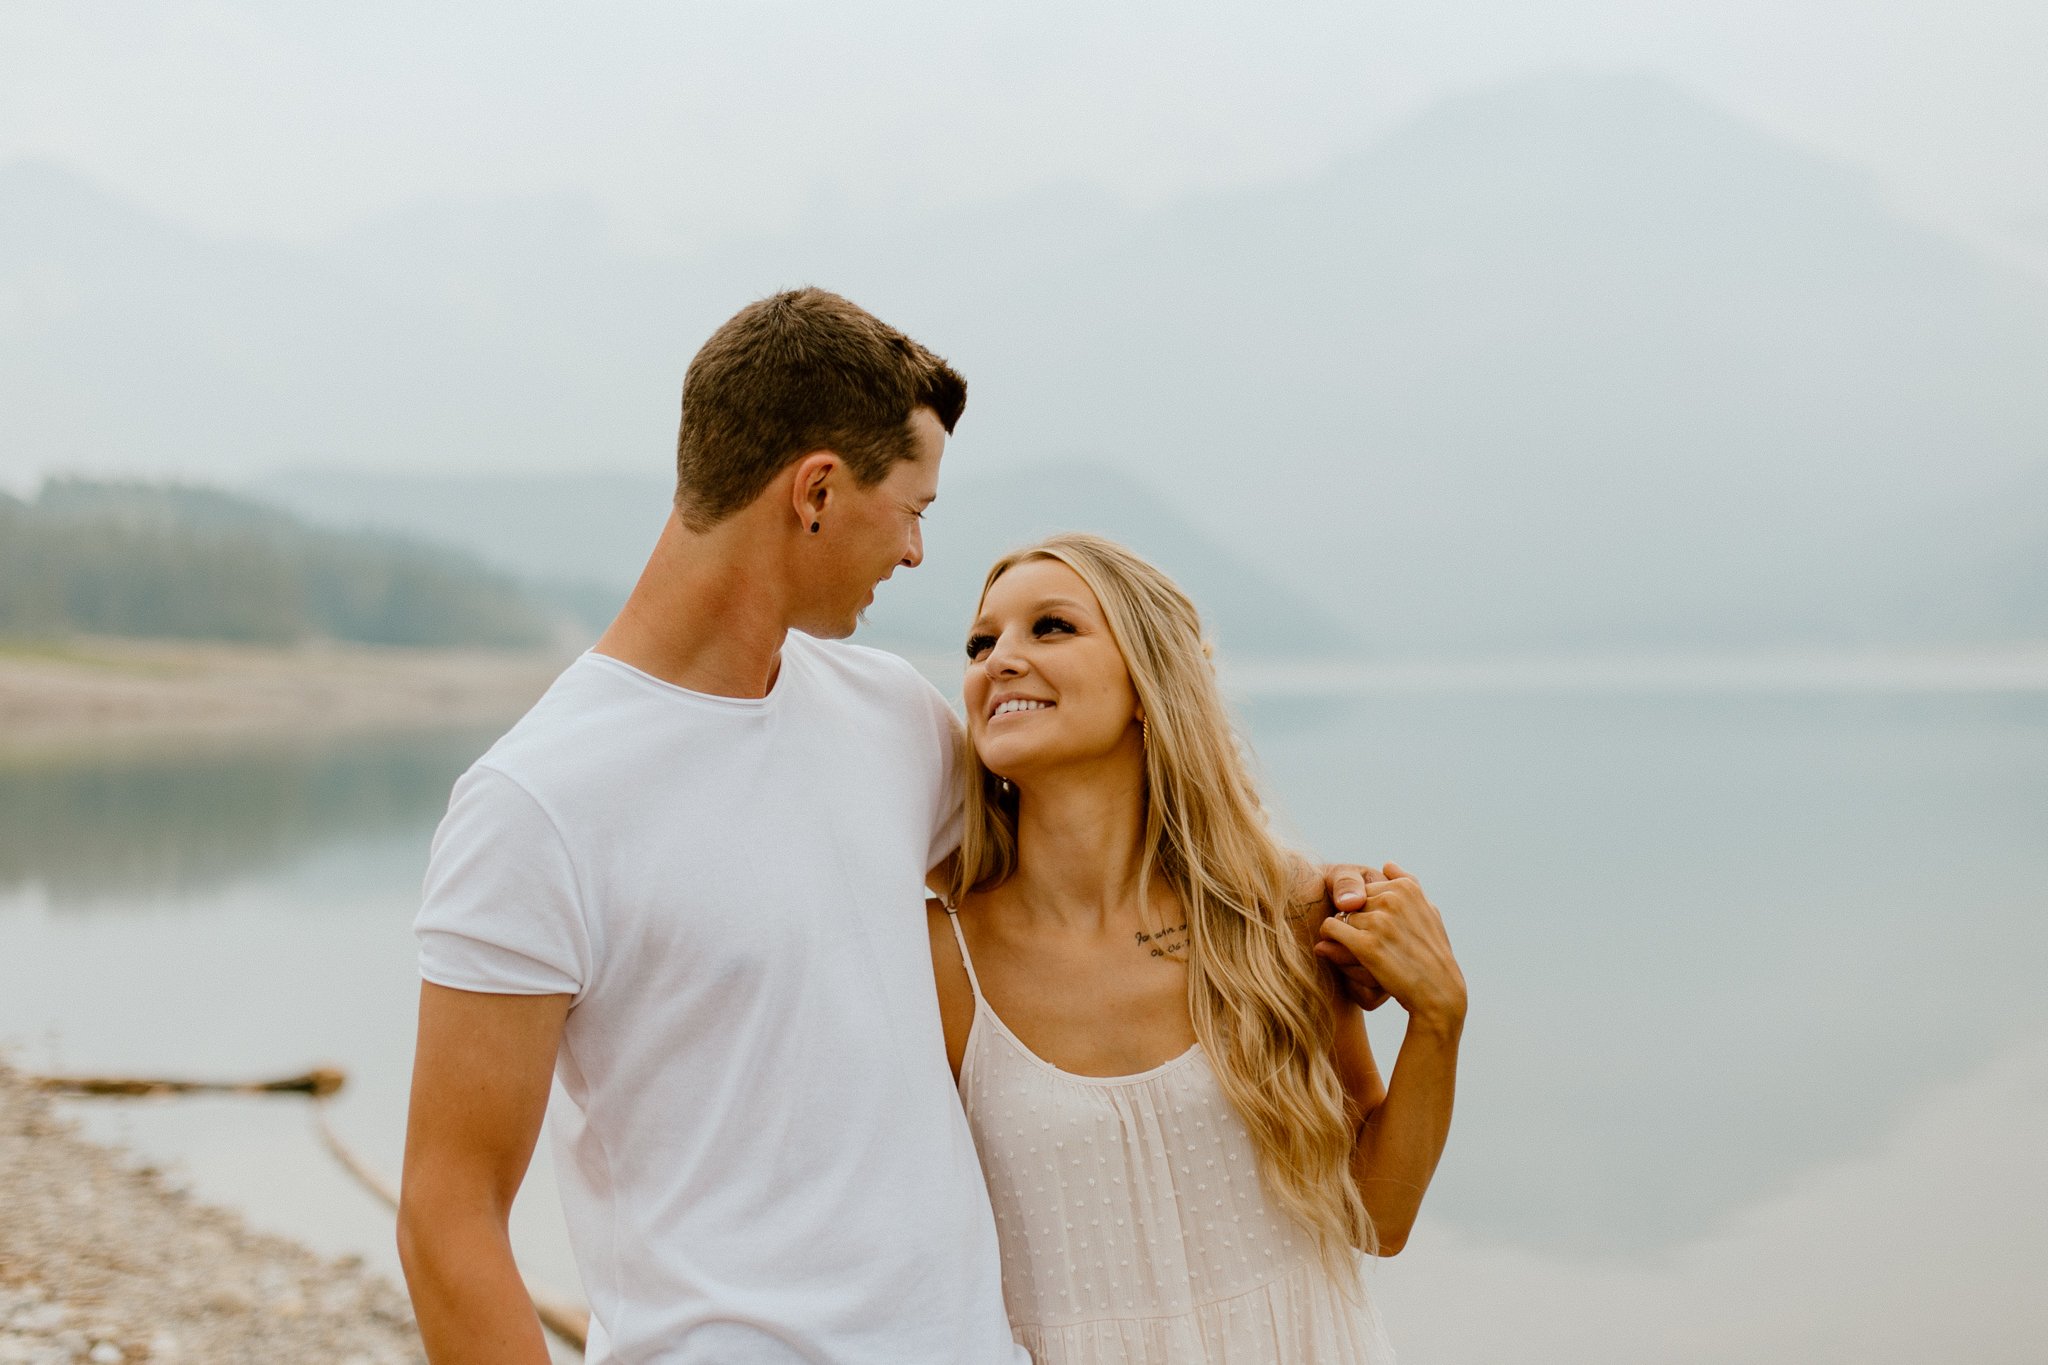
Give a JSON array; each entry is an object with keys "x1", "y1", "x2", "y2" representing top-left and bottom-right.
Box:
[{"x1": 926, "y1": 895, "x2": 975, "y2": 1077}]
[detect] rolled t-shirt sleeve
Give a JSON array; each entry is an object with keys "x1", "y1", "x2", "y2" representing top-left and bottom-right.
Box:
[
  {"x1": 416, "y1": 763, "x2": 592, "y2": 997},
  {"x1": 914, "y1": 673, "x2": 967, "y2": 872}
]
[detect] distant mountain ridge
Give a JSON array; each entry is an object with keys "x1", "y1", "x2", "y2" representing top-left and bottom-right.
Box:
[
  {"x1": 252, "y1": 462, "x2": 1361, "y2": 659},
  {"x1": 909, "y1": 73, "x2": 2048, "y2": 648},
  {"x1": 6, "y1": 71, "x2": 2045, "y2": 650}
]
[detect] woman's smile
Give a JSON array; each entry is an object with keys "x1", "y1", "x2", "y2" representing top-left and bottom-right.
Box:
[{"x1": 988, "y1": 695, "x2": 1055, "y2": 721}]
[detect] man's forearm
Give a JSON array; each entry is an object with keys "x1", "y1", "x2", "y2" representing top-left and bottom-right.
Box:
[{"x1": 399, "y1": 1207, "x2": 554, "y2": 1365}]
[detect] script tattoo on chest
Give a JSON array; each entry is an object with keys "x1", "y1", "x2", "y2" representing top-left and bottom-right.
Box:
[{"x1": 1135, "y1": 922, "x2": 1191, "y2": 959}]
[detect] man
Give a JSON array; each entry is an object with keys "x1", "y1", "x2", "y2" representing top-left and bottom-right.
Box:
[{"x1": 398, "y1": 287, "x2": 1380, "y2": 1363}]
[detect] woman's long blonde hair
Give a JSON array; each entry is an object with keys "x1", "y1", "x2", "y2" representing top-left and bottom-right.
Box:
[{"x1": 951, "y1": 532, "x2": 1374, "y2": 1267}]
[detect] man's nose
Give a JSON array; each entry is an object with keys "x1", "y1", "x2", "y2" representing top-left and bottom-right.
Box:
[{"x1": 900, "y1": 522, "x2": 924, "y2": 569}]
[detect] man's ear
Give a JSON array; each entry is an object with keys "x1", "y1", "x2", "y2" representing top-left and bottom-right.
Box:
[{"x1": 788, "y1": 451, "x2": 839, "y2": 533}]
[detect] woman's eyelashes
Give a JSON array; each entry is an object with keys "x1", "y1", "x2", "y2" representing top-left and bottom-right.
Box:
[{"x1": 963, "y1": 615, "x2": 1081, "y2": 661}]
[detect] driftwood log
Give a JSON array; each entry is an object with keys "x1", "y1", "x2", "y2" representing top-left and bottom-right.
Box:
[
  {"x1": 34, "y1": 1067, "x2": 347, "y2": 1099},
  {"x1": 33, "y1": 1066, "x2": 591, "y2": 1354}
]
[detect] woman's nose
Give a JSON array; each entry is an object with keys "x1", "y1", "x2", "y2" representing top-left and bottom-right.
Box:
[{"x1": 984, "y1": 633, "x2": 1027, "y2": 677}]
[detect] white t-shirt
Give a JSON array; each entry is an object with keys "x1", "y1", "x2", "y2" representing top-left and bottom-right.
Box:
[{"x1": 415, "y1": 634, "x2": 1025, "y2": 1365}]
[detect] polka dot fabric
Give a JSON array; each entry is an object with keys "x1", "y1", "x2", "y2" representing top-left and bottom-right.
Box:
[{"x1": 945, "y1": 911, "x2": 1394, "y2": 1364}]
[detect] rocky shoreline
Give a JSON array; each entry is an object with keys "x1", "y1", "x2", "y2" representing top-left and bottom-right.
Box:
[{"x1": 0, "y1": 1066, "x2": 426, "y2": 1364}]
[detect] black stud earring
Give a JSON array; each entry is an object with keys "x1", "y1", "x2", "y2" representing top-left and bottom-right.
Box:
[{"x1": 810, "y1": 521, "x2": 820, "y2": 533}]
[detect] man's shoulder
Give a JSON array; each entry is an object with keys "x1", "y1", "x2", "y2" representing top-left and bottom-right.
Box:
[
  {"x1": 794, "y1": 632, "x2": 945, "y2": 708},
  {"x1": 793, "y1": 630, "x2": 921, "y2": 680},
  {"x1": 470, "y1": 653, "x2": 662, "y2": 784}
]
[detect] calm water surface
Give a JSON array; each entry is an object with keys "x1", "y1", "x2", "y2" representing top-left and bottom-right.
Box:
[{"x1": 4, "y1": 668, "x2": 2045, "y2": 1363}]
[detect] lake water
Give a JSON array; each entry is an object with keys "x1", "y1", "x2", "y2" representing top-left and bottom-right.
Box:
[{"x1": 4, "y1": 656, "x2": 2045, "y2": 1363}]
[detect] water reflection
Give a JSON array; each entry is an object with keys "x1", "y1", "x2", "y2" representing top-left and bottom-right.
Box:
[
  {"x1": 0, "y1": 729, "x2": 497, "y2": 908},
  {"x1": 1375, "y1": 1033, "x2": 2048, "y2": 1364},
  {"x1": 1256, "y1": 690, "x2": 2048, "y2": 1255},
  {"x1": 2, "y1": 685, "x2": 2044, "y2": 1320}
]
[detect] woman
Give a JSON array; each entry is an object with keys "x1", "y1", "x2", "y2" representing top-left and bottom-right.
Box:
[{"x1": 928, "y1": 533, "x2": 1465, "y2": 1364}]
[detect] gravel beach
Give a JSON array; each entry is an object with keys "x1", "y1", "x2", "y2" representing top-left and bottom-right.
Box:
[{"x1": 0, "y1": 1065, "x2": 426, "y2": 1365}]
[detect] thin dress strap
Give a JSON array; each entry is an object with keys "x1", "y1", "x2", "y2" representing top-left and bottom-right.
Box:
[{"x1": 940, "y1": 897, "x2": 986, "y2": 1003}]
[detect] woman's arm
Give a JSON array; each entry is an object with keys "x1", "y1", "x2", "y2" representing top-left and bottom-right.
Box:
[
  {"x1": 1333, "y1": 990, "x2": 1461, "y2": 1254},
  {"x1": 1308, "y1": 863, "x2": 1466, "y2": 1255}
]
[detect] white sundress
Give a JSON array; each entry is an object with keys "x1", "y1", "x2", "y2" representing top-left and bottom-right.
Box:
[{"x1": 943, "y1": 907, "x2": 1395, "y2": 1365}]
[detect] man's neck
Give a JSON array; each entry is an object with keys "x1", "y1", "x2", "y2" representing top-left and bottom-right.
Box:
[{"x1": 593, "y1": 508, "x2": 796, "y2": 699}]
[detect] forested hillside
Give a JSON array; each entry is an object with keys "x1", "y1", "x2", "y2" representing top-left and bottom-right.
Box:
[{"x1": 0, "y1": 480, "x2": 555, "y2": 648}]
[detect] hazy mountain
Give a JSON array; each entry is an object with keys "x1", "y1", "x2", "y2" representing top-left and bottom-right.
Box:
[
  {"x1": 252, "y1": 462, "x2": 1361, "y2": 658},
  {"x1": 906, "y1": 73, "x2": 2048, "y2": 649},
  {"x1": 7, "y1": 71, "x2": 2045, "y2": 651},
  {"x1": 0, "y1": 163, "x2": 692, "y2": 481},
  {"x1": 257, "y1": 469, "x2": 673, "y2": 593}
]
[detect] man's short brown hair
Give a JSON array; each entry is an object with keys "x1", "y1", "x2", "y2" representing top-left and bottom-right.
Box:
[{"x1": 674, "y1": 287, "x2": 967, "y2": 529}]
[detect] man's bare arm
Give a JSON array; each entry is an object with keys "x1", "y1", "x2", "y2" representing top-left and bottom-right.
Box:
[{"x1": 397, "y1": 982, "x2": 570, "y2": 1365}]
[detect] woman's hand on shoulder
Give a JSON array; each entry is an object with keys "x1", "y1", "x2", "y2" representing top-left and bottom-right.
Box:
[
  {"x1": 1316, "y1": 862, "x2": 1466, "y2": 1035},
  {"x1": 1291, "y1": 860, "x2": 1392, "y2": 1012}
]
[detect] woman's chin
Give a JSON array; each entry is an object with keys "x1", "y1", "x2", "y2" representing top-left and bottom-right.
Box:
[
  {"x1": 975, "y1": 743, "x2": 1040, "y2": 783},
  {"x1": 974, "y1": 742, "x2": 1095, "y2": 787}
]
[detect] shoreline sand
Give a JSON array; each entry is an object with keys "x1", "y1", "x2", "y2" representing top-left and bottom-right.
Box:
[
  {"x1": 0, "y1": 1065, "x2": 426, "y2": 1364},
  {"x1": 0, "y1": 639, "x2": 569, "y2": 756},
  {"x1": 10, "y1": 636, "x2": 2043, "y2": 752}
]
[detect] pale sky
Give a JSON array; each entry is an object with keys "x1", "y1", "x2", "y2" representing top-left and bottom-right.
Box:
[{"x1": 3, "y1": 0, "x2": 2045, "y2": 262}]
